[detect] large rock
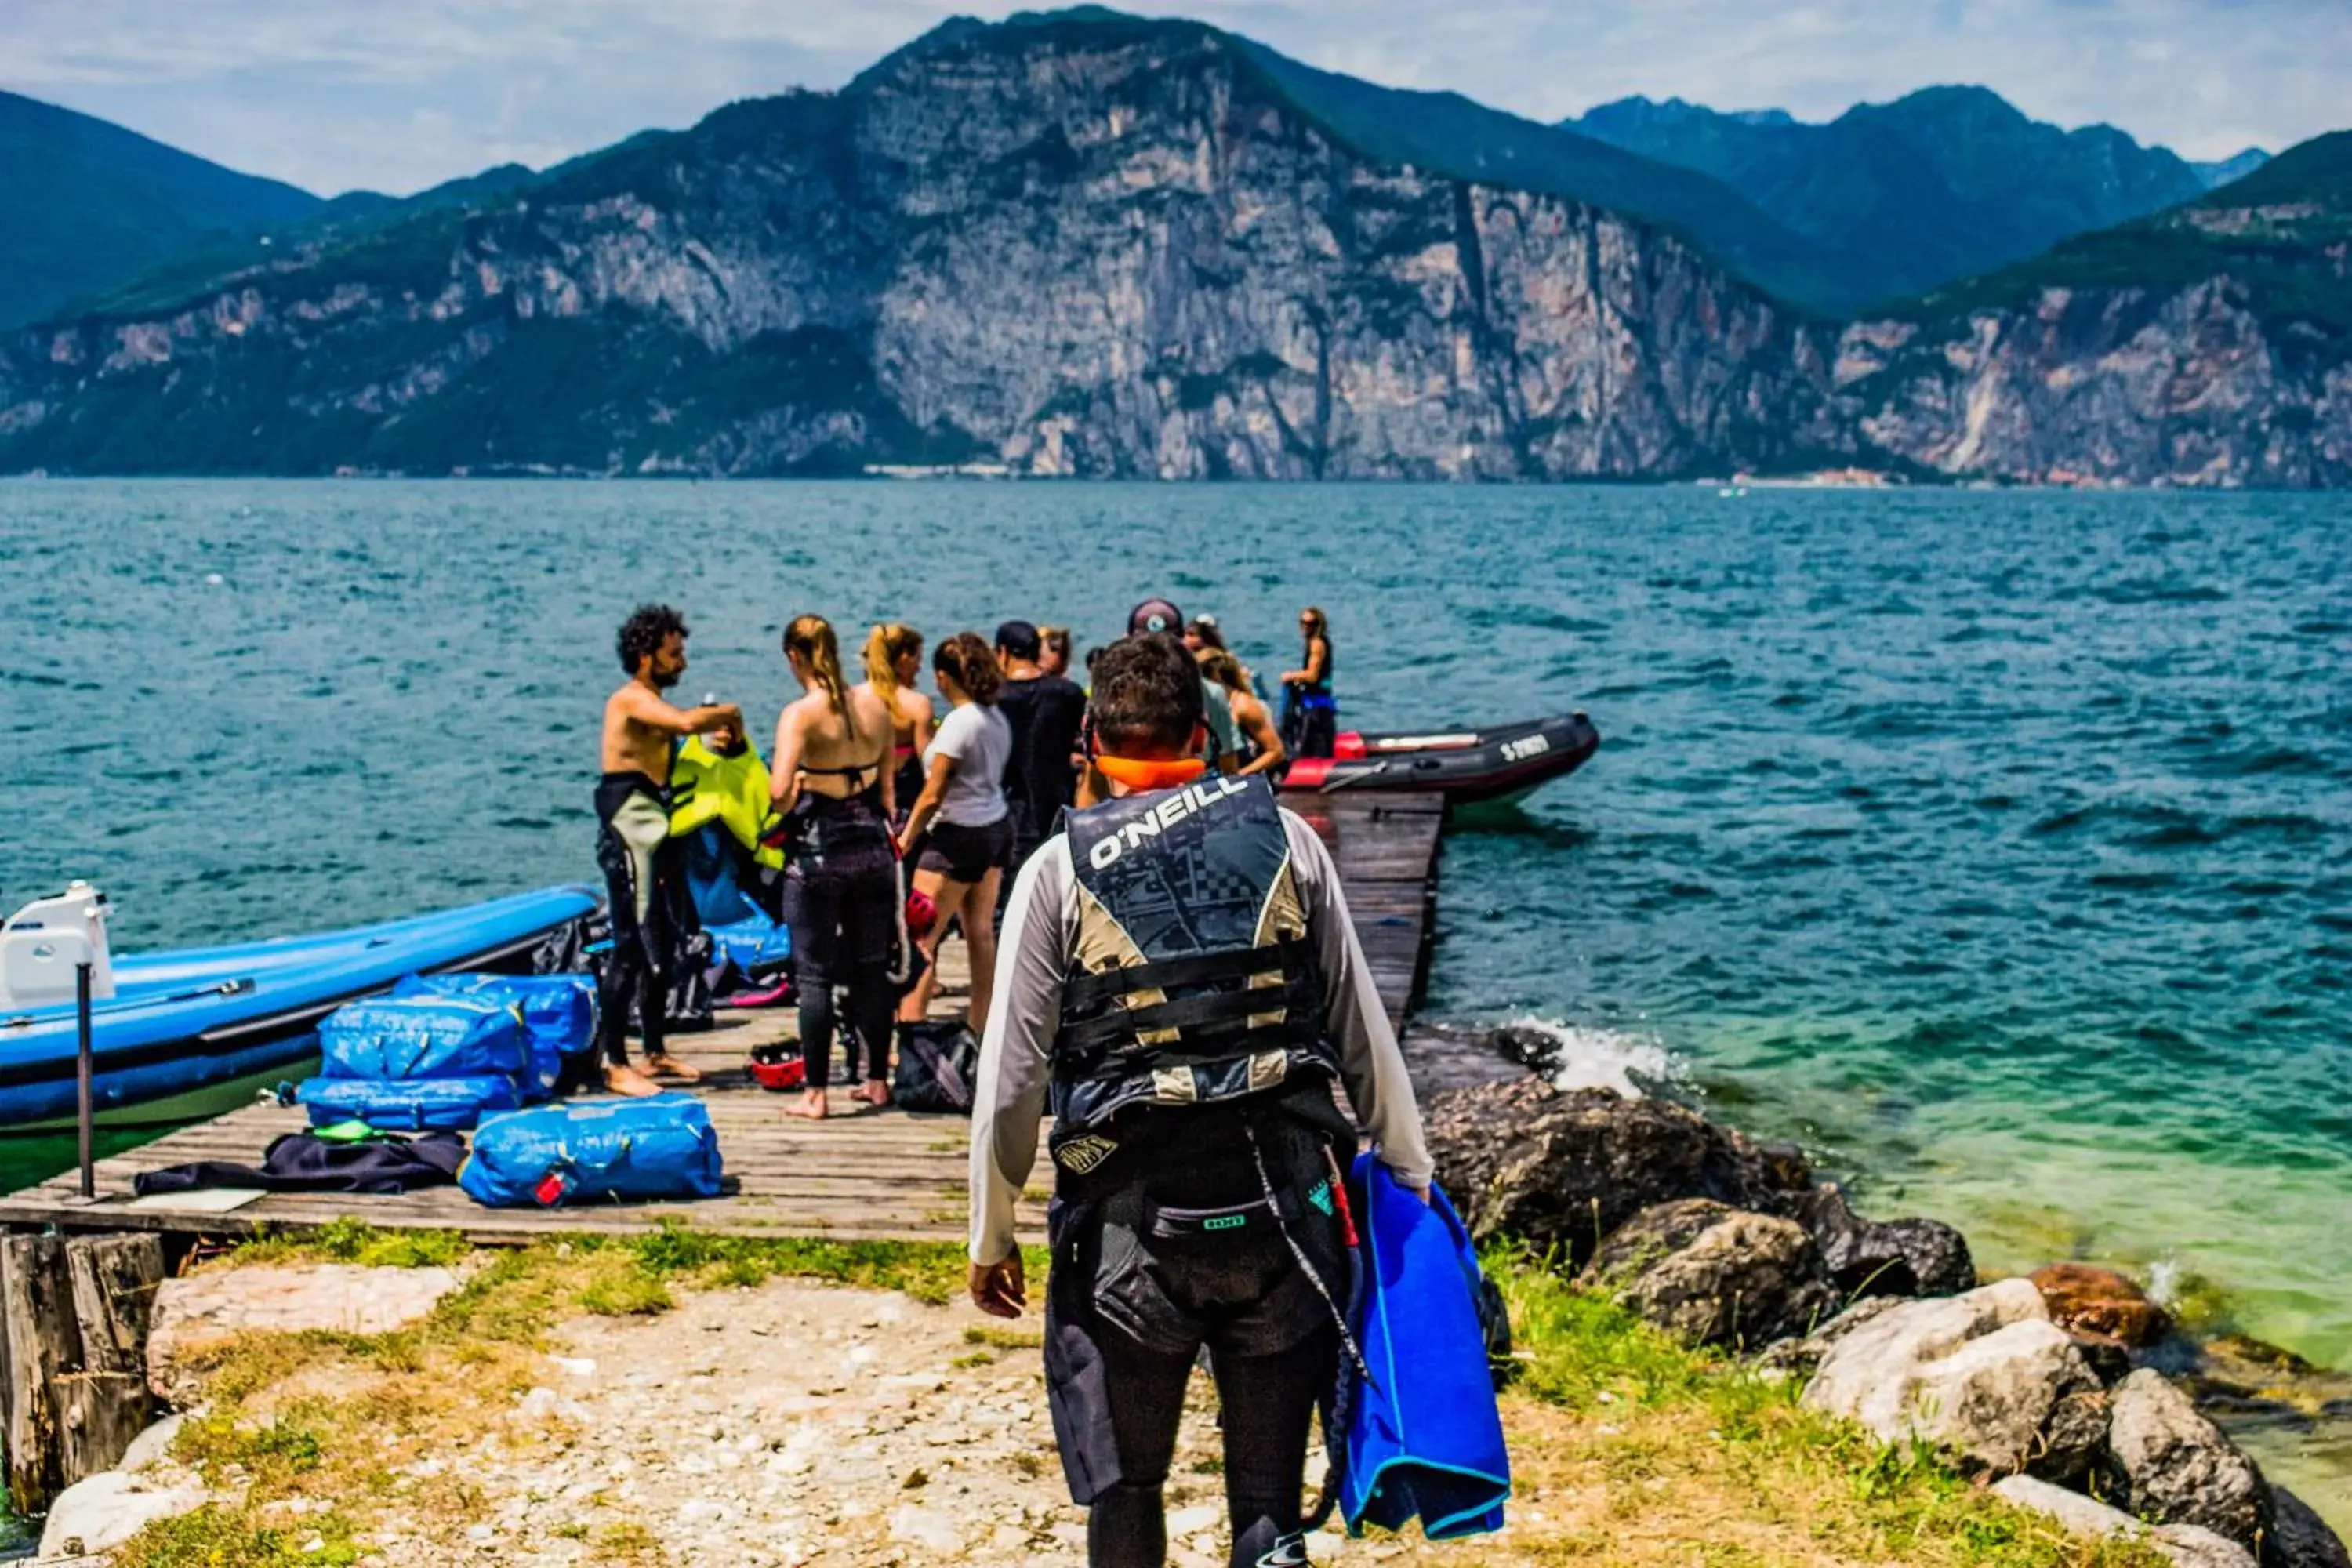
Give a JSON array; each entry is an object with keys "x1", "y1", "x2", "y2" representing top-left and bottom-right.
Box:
[
  {"x1": 37, "y1": 1468, "x2": 206, "y2": 1559},
  {"x1": 1992, "y1": 1475, "x2": 2259, "y2": 1568},
  {"x1": 1425, "y1": 1080, "x2": 1813, "y2": 1267},
  {"x1": 1582, "y1": 1199, "x2": 1842, "y2": 1351},
  {"x1": 1758, "y1": 1294, "x2": 1906, "y2": 1379},
  {"x1": 147, "y1": 1264, "x2": 463, "y2": 1405},
  {"x1": 2109, "y1": 1369, "x2": 2271, "y2": 1548},
  {"x1": 2033, "y1": 1263, "x2": 2170, "y2": 1348},
  {"x1": 2269, "y1": 1486, "x2": 2352, "y2": 1568},
  {"x1": 1796, "y1": 1182, "x2": 1976, "y2": 1298},
  {"x1": 1802, "y1": 1278, "x2": 2104, "y2": 1478}
]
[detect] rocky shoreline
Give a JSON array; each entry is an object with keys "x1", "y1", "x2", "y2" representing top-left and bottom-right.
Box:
[{"x1": 1414, "y1": 1033, "x2": 2352, "y2": 1568}]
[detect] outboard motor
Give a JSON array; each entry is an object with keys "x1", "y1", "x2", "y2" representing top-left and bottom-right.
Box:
[{"x1": 0, "y1": 880, "x2": 117, "y2": 1009}]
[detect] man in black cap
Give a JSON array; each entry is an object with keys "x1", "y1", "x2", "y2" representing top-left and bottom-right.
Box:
[
  {"x1": 1127, "y1": 598, "x2": 1238, "y2": 775},
  {"x1": 995, "y1": 618, "x2": 1087, "y2": 878}
]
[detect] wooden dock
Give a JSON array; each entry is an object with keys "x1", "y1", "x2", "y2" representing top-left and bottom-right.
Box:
[{"x1": 0, "y1": 792, "x2": 1447, "y2": 1246}]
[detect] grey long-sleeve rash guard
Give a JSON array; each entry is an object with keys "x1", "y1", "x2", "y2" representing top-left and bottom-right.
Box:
[{"x1": 967, "y1": 805, "x2": 1434, "y2": 1266}]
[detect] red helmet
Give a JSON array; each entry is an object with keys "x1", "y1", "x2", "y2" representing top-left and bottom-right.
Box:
[
  {"x1": 748, "y1": 1042, "x2": 806, "y2": 1092},
  {"x1": 906, "y1": 887, "x2": 938, "y2": 939}
]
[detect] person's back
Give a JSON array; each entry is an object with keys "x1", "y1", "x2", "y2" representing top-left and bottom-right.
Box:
[
  {"x1": 968, "y1": 633, "x2": 1430, "y2": 1568},
  {"x1": 773, "y1": 615, "x2": 901, "y2": 1116},
  {"x1": 993, "y1": 620, "x2": 1087, "y2": 865},
  {"x1": 789, "y1": 684, "x2": 892, "y2": 795}
]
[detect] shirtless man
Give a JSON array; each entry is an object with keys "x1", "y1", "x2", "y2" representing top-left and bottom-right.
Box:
[{"x1": 590, "y1": 604, "x2": 740, "y2": 1096}]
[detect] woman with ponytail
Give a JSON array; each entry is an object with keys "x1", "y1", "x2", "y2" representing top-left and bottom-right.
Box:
[
  {"x1": 895, "y1": 631, "x2": 1013, "y2": 1036},
  {"x1": 772, "y1": 614, "x2": 900, "y2": 1117},
  {"x1": 858, "y1": 623, "x2": 934, "y2": 827}
]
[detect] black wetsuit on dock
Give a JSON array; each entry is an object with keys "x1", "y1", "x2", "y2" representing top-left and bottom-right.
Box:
[
  {"x1": 781, "y1": 768, "x2": 899, "y2": 1089},
  {"x1": 584, "y1": 769, "x2": 684, "y2": 1087}
]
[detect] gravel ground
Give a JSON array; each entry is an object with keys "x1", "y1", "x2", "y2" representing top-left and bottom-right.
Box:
[{"x1": 370, "y1": 1276, "x2": 1495, "y2": 1568}]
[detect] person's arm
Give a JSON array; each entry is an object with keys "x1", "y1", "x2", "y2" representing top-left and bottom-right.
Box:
[
  {"x1": 619, "y1": 684, "x2": 741, "y2": 739},
  {"x1": 967, "y1": 839, "x2": 1073, "y2": 1309},
  {"x1": 1232, "y1": 694, "x2": 1285, "y2": 778},
  {"x1": 1281, "y1": 810, "x2": 1432, "y2": 1190},
  {"x1": 906, "y1": 691, "x2": 936, "y2": 757},
  {"x1": 1305, "y1": 637, "x2": 1329, "y2": 687},
  {"x1": 768, "y1": 702, "x2": 805, "y2": 815},
  {"x1": 898, "y1": 751, "x2": 958, "y2": 855}
]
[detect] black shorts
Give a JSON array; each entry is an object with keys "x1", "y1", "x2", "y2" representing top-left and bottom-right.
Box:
[{"x1": 919, "y1": 815, "x2": 1012, "y2": 881}]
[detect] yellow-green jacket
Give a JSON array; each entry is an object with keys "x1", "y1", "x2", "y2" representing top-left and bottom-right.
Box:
[{"x1": 670, "y1": 738, "x2": 785, "y2": 871}]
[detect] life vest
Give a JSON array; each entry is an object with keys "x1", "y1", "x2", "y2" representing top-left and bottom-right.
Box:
[
  {"x1": 1047, "y1": 772, "x2": 1343, "y2": 1175},
  {"x1": 669, "y1": 737, "x2": 783, "y2": 872}
]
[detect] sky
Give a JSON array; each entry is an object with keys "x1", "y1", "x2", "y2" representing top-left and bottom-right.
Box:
[{"x1": 1, "y1": 0, "x2": 2337, "y2": 197}]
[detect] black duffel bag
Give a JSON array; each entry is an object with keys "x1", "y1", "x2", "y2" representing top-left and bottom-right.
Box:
[{"x1": 892, "y1": 1020, "x2": 980, "y2": 1114}]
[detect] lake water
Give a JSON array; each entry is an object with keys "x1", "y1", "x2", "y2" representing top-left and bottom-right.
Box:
[{"x1": 2, "y1": 482, "x2": 2345, "y2": 1359}]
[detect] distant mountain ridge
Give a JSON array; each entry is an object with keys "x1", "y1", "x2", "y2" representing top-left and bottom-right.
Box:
[
  {"x1": 0, "y1": 9, "x2": 2342, "y2": 485},
  {"x1": 1570, "y1": 86, "x2": 2269, "y2": 308},
  {"x1": 0, "y1": 11, "x2": 1849, "y2": 480},
  {"x1": 0, "y1": 90, "x2": 323, "y2": 331}
]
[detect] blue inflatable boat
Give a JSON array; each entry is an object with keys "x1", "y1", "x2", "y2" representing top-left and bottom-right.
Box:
[{"x1": 0, "y1": 885, "x2": 597, "y2": 1131}]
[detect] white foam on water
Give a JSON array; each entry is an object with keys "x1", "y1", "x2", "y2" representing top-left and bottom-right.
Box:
[
  {"x1": 2146, "y1": 1258, "x2": 2184, "y2": 1310},
  {"x1": 1505, "y1": 1015, "x2": 1684, "y2": 1098}
]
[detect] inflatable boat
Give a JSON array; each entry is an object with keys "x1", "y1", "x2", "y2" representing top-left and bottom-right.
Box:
[
  {"x1": 0, "y1": 884, "x2": 597, "y2": 1131},
  {"x1": 1279, "y1": 713, "x2": 1599, "y2": 806}
]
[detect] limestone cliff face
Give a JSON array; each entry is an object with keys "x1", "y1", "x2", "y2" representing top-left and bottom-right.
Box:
[
  {"x1": 0, "y1": 16, "x2": 1841, "y2": 479},
  {"x1": 1835, "y1": 283, "x2": 2350, "y2": 487},
  {"x1": 1831, "y1": 143, "x2": 2352, "y2": 488}
]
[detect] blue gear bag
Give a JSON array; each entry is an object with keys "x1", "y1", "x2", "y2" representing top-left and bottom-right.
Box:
[
  {"x1": 393, "y1": 972, "x2": 595, "y2": 1099},
  {"x1": 1342, "y1": 1153, "x2": 1511, "y2": 1540},
  {"x1": 459, "y1": 1092, "x2": 724, "y2": 1207},
  {"x1": 316, "y1": 995, "x2": 530, "y2": 1081},
  {"x1": 296, "y1": 1074, "x2": 526, "y2": 1131}
]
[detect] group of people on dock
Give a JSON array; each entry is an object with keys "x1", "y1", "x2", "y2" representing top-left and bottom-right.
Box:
[
  {"x1": 590, "y1": 598, "x2": 1340, "y2": 1115},
  {"x1": 598, "y1": 606, "x2": 1442, "y2": 1568}
]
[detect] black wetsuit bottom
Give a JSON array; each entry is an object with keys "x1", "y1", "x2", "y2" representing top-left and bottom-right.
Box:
[
  {"x1": 1047, "y1": 1112, "x2": 1347, "y2": 1568},
  {"x1": 590, "y1": 771, "x2": 682, "y2": 1078},
  {"x1": 1087, "y1": 1321, "x2": 1333, "y2": 1568},
  {"x1": 782, "y1": 792, "x2": 898, "y2": 1089}
]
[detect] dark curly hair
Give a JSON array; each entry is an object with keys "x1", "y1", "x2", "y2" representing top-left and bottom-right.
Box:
[
  {"x1": 1090, "y1": 633, "x2": 1203, "y2": 755},
  {"x1": 932, "y1": 631, "x2": 1004, "y2": 705},
  {"x1": 617, "y1": 604, "x2": 687, "y2": 675}
]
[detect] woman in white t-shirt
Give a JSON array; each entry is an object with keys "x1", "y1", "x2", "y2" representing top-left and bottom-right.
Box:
[{"x1": 894, "y1": 631, "x2": 1013, "y2": 1035}]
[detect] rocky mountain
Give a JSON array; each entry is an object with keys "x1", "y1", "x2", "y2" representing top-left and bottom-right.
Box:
[
  {"x1": 1224, "y1": 45, "x2": 1873, "y2": 315},
  {"x1": 1570, "y1": 88, "x2": 2260, "y2": 308},
  {"x1": 2192, "y1": 148, "x2": 2274, "y2": 191},
  {"x1": 0, "y1": 90, "x2": 322, "y2": 332},
  {"x1": 1833, "y1": 131, "x2": 2352, "y2": 485},
  {"x1": 0, "y1": 11, "x2": 1848, "y2": 481}
]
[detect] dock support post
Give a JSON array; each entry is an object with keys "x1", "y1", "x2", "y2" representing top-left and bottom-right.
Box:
[
  {"x1": 60, "y1": 1234, "x2": 163, "y2": 1484},
  {"x1": 0, "y1": 1232, "x2": 165, "y2": 1513},
  {"x1": 1, "y1": 1234, "x2": 70, "y2": 1515},
  {"x1": 76, "y1": 960, "x2": 95, "y2": 1200}
]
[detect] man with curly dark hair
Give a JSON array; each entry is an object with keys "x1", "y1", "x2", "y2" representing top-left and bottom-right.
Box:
[{"x1": 589, "y1": 604, "x2": 742, "y2": 1095}]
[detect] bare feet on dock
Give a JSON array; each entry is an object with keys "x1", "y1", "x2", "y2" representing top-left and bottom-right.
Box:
[
  {"x1": 783, "y1": 1089, "x2": 829, "y2": 1120},
  {"x1": 644, "y1": 1053, "x2": 702, "y2": 1083},
  {"x1": 604, "y1": 1062, "x2": 663, "y2": 1098},
  {"x1": 856, "y1": 1078, "x2": 892, "y2": 1109}
]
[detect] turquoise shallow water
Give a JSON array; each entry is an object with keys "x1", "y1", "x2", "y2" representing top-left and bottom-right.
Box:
[{"x1": 2, "y1": 479, "x2": 2346, "y2": 1362}]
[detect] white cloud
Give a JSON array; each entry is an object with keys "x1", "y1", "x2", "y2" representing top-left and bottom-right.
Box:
[{"x1": 1, "y1": 0, "x2": 2336, "y2": 192}]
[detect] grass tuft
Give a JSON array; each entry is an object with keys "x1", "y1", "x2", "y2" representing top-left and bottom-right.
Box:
[{"x1": 110, "y1": 1504, "x2": 362, "y2": 1568}]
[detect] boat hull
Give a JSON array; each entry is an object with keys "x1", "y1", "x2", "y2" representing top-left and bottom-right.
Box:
[
  {"x1": 1279, "y1": 713, "x2": 1599, "y2": 806},
  {"x1": 0, "y1": 886, "x2": 597, "y2": 1132}
]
